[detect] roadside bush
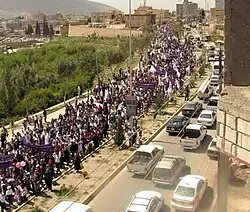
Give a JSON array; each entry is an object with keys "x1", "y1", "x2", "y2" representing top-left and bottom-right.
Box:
[{"x1": 0, "y1": 35, "x2": 150, "y2": 125}]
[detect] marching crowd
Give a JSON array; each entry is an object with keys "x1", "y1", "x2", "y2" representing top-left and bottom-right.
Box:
[{"x1": 0, "y1": 24, "x2": 196, "y2": 211}]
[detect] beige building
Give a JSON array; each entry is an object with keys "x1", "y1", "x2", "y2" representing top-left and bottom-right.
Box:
[
  {"x1": 124, "y1": 14, "x2": 156, "y2": 28},
  {"x1": 91, "y1": 11, "x2": 123, "y2": 23},
  {"x1": 134, "y1": 6, "x2": 171, "y2": 23},
  {"x1": 210, "y1": 8, "x2": 224, "y2": 22}
]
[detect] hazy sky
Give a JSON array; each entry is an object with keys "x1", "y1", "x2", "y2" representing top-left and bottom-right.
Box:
[{"x1": 93, "y1": 0, "x2": 215, "y2": 12}]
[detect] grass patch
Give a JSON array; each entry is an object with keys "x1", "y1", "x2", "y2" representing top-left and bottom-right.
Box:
[
  {"x1": 54, "y1": 184, "x2": 74, "y2": 197},
  {"x1": 31, "y1": 207, "x2": 45, "y2": 212}
]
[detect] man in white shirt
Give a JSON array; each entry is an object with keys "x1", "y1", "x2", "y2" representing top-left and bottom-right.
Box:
[{"x1": 53, "y1": 152, "x2": 61, "y2": 174}]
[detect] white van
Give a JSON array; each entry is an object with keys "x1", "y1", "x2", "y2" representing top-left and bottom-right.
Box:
[{"x1": 50, "y1": 201, "x2": 93, "y2": 212}]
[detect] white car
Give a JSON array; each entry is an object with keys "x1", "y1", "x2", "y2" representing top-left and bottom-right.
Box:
[
  {"x1": 171, "y1": 175, "x2": 208, "y2": 212},
  {"x1": 126, "y1": 191, "x2": 164, "y2": 212},
  {"x1": 206, "y1": 96, "x2": 218, "y2": 111},
  {"x1": 207, "y1": 137, "x2": 219, "y2": 160},
  {"x1": 50, "y1": 201, "x2": 93, "y2": 212},
  {"x1": 197, "y1": 110, "x2": 216, "y2": 127}
]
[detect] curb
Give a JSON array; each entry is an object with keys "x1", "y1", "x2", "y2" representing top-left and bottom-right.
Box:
[
  {"x1": 82, "y1": 87, "x2": 199, "y2": 205},
  {"x1": 5, "y1": 91, "x2": 90, "y2": 130}
]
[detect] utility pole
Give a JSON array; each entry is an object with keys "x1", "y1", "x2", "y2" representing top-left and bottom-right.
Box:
[
  {"x1": 128, "y1": 0, "x2": 134, "y2": 132},
  {"x1": 218, "y1": 45, "x2": 223, "y2": 93},
  {"x1": 217, "y1": 152, "x2": 229, "y2": 212},
  {"x1": 129, "y1": 0, "x2": 132, "y2": 95},
  {"x1": 95, "y1": 47, "x2": 100, "y2": 88}
]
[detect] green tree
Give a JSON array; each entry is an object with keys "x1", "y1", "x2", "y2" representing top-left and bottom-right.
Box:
[
  {"x1": 43, "y1": 21, "x2": 49, "y2": 36},
  {"x1": 0, "y1": 68, "x2": 18, "y2": 120},
  {"x1": 49, "y1": 24, "x2": 54, "y2": 38},
  {"x1": 35, "y1": 21, "x2": 41, "y2": 36},
  {"x1": 25, "y1": 24, "x2": 34, "y2": 35}
]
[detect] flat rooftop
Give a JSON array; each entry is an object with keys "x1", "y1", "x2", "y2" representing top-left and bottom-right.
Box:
[{"x1": 219, "y1": 86, "x2": 250, "y2": 122}]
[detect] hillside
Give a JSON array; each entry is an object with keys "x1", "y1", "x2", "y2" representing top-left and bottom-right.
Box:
[{"x1": 0, "y1": 0, "x2": 117, "y2": 18}]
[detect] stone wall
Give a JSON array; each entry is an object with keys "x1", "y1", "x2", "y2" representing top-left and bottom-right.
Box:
[
  {"x1": 217, "y1": 86, "x2": 250, "y2": 165},
  {"x1": 224, "y1": 0, "x2": 250, "y2": 86}
]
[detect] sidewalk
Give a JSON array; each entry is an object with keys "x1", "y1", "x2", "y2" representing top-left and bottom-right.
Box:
[{"x1": 5, "y1": 93, "x2": 89, "y2": 142}]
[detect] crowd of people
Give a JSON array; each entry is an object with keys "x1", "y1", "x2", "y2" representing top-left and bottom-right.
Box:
[{"x1": 0, "y1": 24, "x2": 196, "y2": 211}]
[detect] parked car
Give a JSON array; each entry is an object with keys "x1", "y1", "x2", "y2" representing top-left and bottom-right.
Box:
[
  {"x1": 126, "y1": 191, "x2": 164, "y2": 212},
  {"x1": 50, "y1": 201, "x2": 93, "y2": 212},
  {"x1": 207, "y1": 137, "x2": 219, "y2": 160},
  {"x1": 166, "y1": 116, "x2": 190, "y2": 134},
  {"x1": 197, "y1": 79, "x2": 213, "y2": 100},
  {"x1": 171, "y1": 175, "x2": 208, "y2": 212},
  {"x1": 127, "y1": 144, "x2": 164, "y2": 176},
  {"x1": 152, "y1": 155, "x2": 186, "y2": 186},
  {"x1": 181, "y1": 124, "x2": 207, "y2": 150},
  {"x1": 197, "y1": 110, "x2": 216, "y2": 127},
  {"x1": 182, "y1": 102, "x2": 202, "y2": 117},
  {"x1": 210, "y1": 75, "x2": 219, "y2": 86},
  {"x1": 206, "y1": 96, "x2": 218, "y2": 111}
]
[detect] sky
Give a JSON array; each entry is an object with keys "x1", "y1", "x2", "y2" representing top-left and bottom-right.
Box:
[{"x1": 93, "y1": 0, "x2": 215, "y2": 12}]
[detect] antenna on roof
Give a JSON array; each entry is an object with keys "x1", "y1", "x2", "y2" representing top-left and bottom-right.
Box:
[{"x1": 143, "y1": 0, "x2": 147, "y2": 6}]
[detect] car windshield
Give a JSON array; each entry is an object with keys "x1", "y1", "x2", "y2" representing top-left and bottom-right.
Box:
[
  {"x1": 207, "y1": 101, "x2": 217, "y2": 106},
  {"x1": 184, "y1": 129, "x2": 200, "y2": 138},
  {"x1": 133, "y1": 152, "x2": 152, "y2": 162},
  {"x1": 211, "y1": 141, "x2": 217, "y2": 147},
  {"x1": 175, "y1": 185, "x2": 195, "y2": 197},
  {"x1": 171, "y1": 120, "x2": 181, "y2": 125},
  {"x1": 200, "y1": 114, "x2": 212, "y2": 119},
  {"x1": 184, "y1": 104, "x2": 195, "y2": 110}
]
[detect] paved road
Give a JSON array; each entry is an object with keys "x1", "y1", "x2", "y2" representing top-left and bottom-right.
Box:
[{"x1": 88, "y1": 99, "x2": 218, "y2": 212}]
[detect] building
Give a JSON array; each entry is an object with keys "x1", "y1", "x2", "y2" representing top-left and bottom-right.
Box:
[
  {"x1": 31, "y1": 12, "x2": 46, "y2": 22},
  {"x1": 217, "y1": 0, "x2": 250, "y2": 211},
  {"x1": 2, "y1": 20, "x2": 23, "y2": 31},
  {"x1": 215, "y1": 0, "x2": 225, "y2": 9},
  {"x1": 176, "y1": 0, "x2": 199, "y2": 19},
  {"x1": 134, "y1": 6, "x2": 171, "y2": 23},
  {"x1": 91, "y1": 11, "x2": 123, "y2": 23},
  {"x1": 151, "y1": 9, "x2": 171, "y2": 23},
  {"x1": 47, "y1": 13, "x2": 64, "y2": 21},
  {"x1": 124, "y1": 14, "x2": 156, "y2": 29},
  {"x1": 210, "y1": 8, "x2": 224, "y2": 22}
]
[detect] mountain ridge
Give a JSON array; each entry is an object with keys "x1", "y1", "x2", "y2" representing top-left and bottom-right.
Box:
[{"x1": 0, "y1": 0, "x2": 118, "y2": 18}]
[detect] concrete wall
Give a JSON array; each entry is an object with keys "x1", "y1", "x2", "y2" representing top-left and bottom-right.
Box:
[
  {"x1": 68, "y1": 25, "x2": 142, "y2": 37},
  {"x1": 217, "y1": 86, "x2": 250, "y2": 165},
  {"x1": 224, "y1": 0, "x2": 250, "y2": 86}
]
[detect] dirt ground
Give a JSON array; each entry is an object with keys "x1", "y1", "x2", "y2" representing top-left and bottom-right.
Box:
[{"x1": 17, "y1": 71, "x2": 210, "y2": 212}]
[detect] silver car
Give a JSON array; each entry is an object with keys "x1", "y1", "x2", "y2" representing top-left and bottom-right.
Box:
[{"x1": 126, "y1": 191, "x2": 164, "y2": 212}]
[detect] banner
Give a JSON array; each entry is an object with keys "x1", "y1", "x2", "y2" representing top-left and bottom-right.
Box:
[
  {"x1": 154, "y1": 70, "x2": 165, "y2": 76},
  {"x1": 0, "y1": 154, "x2": 15, "y2": 162},
  {"x1": 138, "y1": 83, "x2": 154, "y2": 89},
  {"x1": 0, "y1": 160, "x2": 13, "y2": 169},
  {"x1": 23, "y1": 137, "x2": 54, "y2": 153}
]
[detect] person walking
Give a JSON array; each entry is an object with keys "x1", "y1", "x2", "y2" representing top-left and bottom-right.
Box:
[
  {"x1": 45, "y1": 165, "x2": 53, "y2": 191},
  {"x1": 185, "y1": 85, "x2": 190, "y2": 101},
  {"x1": 43, "y1": 109, "x2": 47, "y2": 123},
  {"x1": 74, "y1": 153, "x2": 81, "y2": 173}
]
